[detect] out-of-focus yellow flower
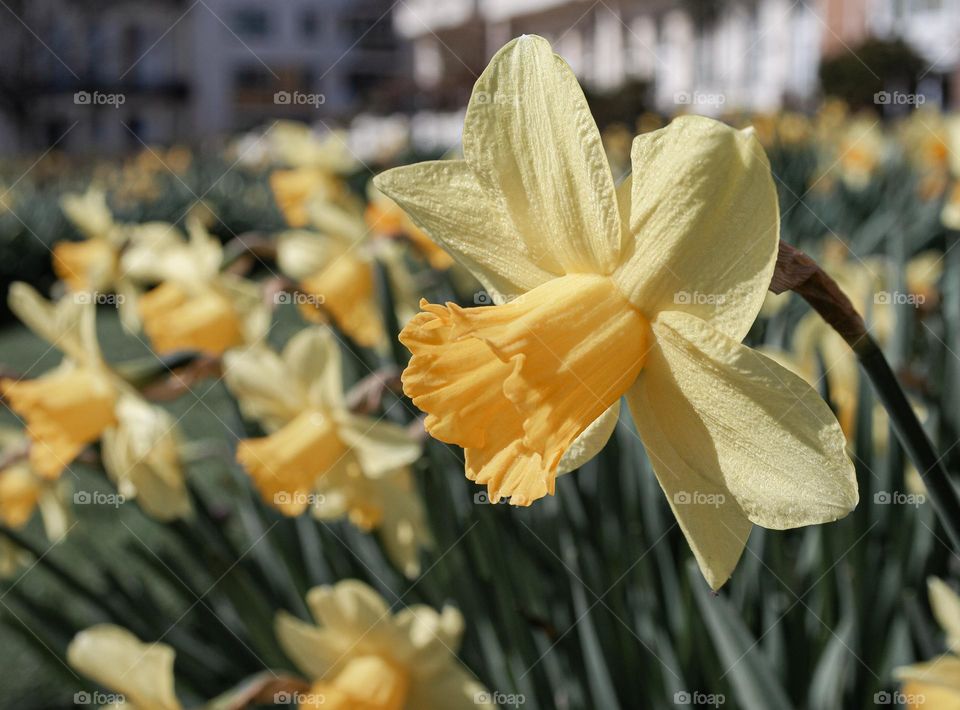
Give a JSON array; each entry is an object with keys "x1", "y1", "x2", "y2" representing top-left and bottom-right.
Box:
[
  {"x1": 0, "y1": 285, "x2": 190, "y2": 520},
  {"x1": 268, "y1": 121, "x2": 358, "y2": 173},
  {"x1": 836, "y1": 117, "x2": 885, "y2": 191},
  {"x1": 376, "y1": 35, "x2": 856, "y2": 589},
  {"x1": 366, "y1": 183, "x2": 453, "y2": 270},
  {"x1": 0, "y1": 430, "x2": 70, "y2": 559},
  {"x1": 895, "y1": 578, "x2": 960, "y2": 708},
  {"x1": 55, "y1": 188, "x2": 122, "y2": 300},
  {"x1": 68, "y1": 624, "x2": 182, "y2": 710},
  {"x1": 224, "y1": 328, "x2": 426, "y2": 575},
  {"x1": 139, "y1": 282, "x2": 245, "y2": 355},
  {"x1": 271, "y1": 167, "x2": 355, "y2": 228},
  {"x1": 54, "y1": 189, "x2": 186, "y2": 331},
  {"x1": 275, "y1": 580, "x2": 492, "y2": 709},
  {"x1": 1, "y1": 284, "x2": 116, "y2": 478},
  {"x1": 100, "y1": 396, "x2": 191, "y2": 521},
  {"x1": 132, "y1": 220, "x2": 267, "y2": 356},
  {"x1": 276, "y1": 227, "x2": 384, "y2": 348}
]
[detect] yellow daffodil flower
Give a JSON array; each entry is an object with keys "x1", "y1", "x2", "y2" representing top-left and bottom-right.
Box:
[
  {"x1": 836, "y1": 117, "x2": 886, "y2": 191},
  {"x1": 224, "y1": 328, "x2": 426, "y2": 575},
  {"x1": 895, "y1": 578, "x2": 960, "y2": 709},
  {"x1": 1, "y1": 285, "x2": 190, "y2": 519},
  {"x1": 0, "y1": 429, "x2": 70, "y2": 576},
  {"x1": 68, "y1": 624, "x2": 183, "y2": 710},
  {"x1": 276, "y1": 226, "x2": 385, "y2": 348},
  {"x1": 1, "y1": 284, "x2": 117, "y2": 478},
  {"x1": 132, "y1": 219, "x2": 268, "y2": 356},
  {"x1": 267, "y1": 120, "x2": 359, "y2": 173},
  {"x1": 275, "y1": 580, "x2": 493, "y2": 709},
  {"x1": 54, "y1": 189, "x2": 203, "y2": 332},
  {"x1": 375, "y1": 35, "x2": 857, "y2": 588}
]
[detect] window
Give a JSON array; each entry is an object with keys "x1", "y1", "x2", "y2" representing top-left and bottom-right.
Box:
[
  {"x1": 233, "y1": 8, "x2": 269, "y2": 38},
  {"x1": 302, "y1": 10, "x2": 320, "y2": 38}
]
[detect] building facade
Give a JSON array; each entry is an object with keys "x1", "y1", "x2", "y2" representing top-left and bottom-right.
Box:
[{"x1": 0, "y1": 0, "x2": 406, "y2": 154}]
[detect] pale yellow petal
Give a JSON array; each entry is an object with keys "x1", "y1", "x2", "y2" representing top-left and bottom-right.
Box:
[
  {"x1": 283, "y1": 327, "x2": 344, "y2": 411},
  {"x1": 896, "y1": 655, "x2": 960, "y2": 698},
  {"x1": 275, "y1": 610, "x2": 348, "y2": 680},
  {"x1": 67, "y1": 624, "x2": 181, "y2": 710},
  {"x1": 627, "y1": 311, "x2": 858, "y2": 588},
  {"x1": 100, "y1": 396, "x2": 190, "y2": 521},
  {"x1": 374, "y1": 160, "x2": 556, "y2": 300},
  {"x1": 275, "y1": 230, "x2": 331, "y2": 282},
  {"x1": 627, "y1": 376, "x2": 752, "y2": 589},
  {"x1": 8, "y1": 282, "x2": 101, "y2": 364},
  {"x1": 461, "y1": 35, "x2": 621, "y2": 274},
  {"x1": 557, "y1": 401, "x2": 620, "y2": 476},
  {"x1": 306, "y1": 580, "x2": 391, "y2": 637},
  {"x1": 223, "y1": 345, "x2": 304, "y2": 432},
  {"x1": 60, "y1": 188, "x2": 114, "y2": 240},
  {"x1": 929, "y1": 577, "x2": 960, "y2": 651},
  {"x1": 334, "y1": 412, "x2": 422, "y2": 478},
  {"x1": 638, "y1": 310, "x2": 857, "y2": 528},
  {"x1": 614, "y1": 117, "x2": 779, "y2": 341}
]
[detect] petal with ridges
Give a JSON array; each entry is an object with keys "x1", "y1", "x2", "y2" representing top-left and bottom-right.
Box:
[
  {"x1": 462, "y1": 34, "x2": 621, "y2": 275},
  {"x1": 633, "y1": 310, "x2": 857, "y2": 530},
  {"x1": 614, "y1": 117, "x2": 779, "y2": 341},
  {"x1": 374, "y1": 160, "x2": 556, "y2": 299}
]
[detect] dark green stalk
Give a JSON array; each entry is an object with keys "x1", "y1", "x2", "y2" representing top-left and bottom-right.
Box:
[{"x1": 771, "y1": 240, "x2": 960, "y2": 551}]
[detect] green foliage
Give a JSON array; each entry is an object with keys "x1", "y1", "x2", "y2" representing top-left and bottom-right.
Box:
[{"x1": 819, "y1": 38, "x2": 927, "y2": 110}]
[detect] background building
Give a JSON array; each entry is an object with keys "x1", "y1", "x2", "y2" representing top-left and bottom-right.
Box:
[
  {"x1": 2, "y1": 0, "x2": 959, "y2": 155},
  {"x1": 0, "y1": 0, "x2": 406, "y2": 154}
]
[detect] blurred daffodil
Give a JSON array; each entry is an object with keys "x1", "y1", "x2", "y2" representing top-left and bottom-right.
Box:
[
  {"x1": 224, "y1": 328, "x2": 426, "y2": 575},
  {"x1": 132, "y1": 219, "x2": 267, "y2": 356},
  {"x1": 275, "y1": 580, "x2": 492, "y2": 709},
  {"x1": 376, "y1": 35, "x2": 857, "y2": 588},
  {"x1": 55, "y1": 188, "x2": 120, "y2": 292},
  {"x1": 1, "y1": 284, "x2": 117, "y2": 478},
  {"x1": 0, "y1": 429, "x2": 70, "y2": 575},
  {"x1": 276, "y1": 227, "x2": 385, "y2": 348},
  {"x1": 0, "y1": 285, "x2": 190, "y2": 519},
  {"x1": 895, "y1": 578, "x2": 960, "y2": 709},
  {"x1": 68, "y1": 624, "x2": 183, "y2": 710}
]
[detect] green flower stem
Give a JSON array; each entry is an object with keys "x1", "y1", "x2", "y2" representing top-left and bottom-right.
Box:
[{"x1": 770, "y1": 240, "x2": 960, "y2": 551}]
